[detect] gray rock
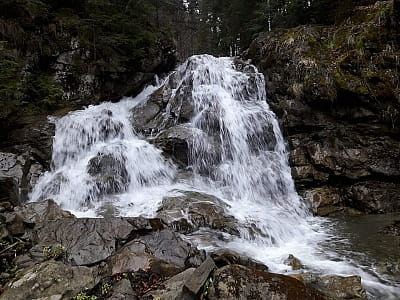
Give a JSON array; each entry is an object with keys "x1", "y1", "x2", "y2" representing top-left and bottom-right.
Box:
[
  {"x1": 107, "y1": 228, "x2": 205, "y2": 277},
  {"x1": 315, "y1": 275, "x2": 367, "y2": 299},
  {"x1": 14, "y1": 199, "x2": 74, "y2": 225},
  {"x1": 144, "y1": 268, "x2": 196, "y2": 300},
  {"x1": 157, "y1": 190, "x2": 240, "y2": 236},
  {"x1": 210, "y1": 249, "x2": 268, "y2": 272},
  {"x1": 28, "y1": 217, "x2": 156, "y2": 266},
  {"x1": 0, "y1": 261, "x2": 100, "y2": 300},
  {"x1": 184, "y1": 256, "x2": 216, "y2": 296},
  {"x1": 109, "y1": 279, "x2": 136, "y2": 300},
  {"x1": 87, "y1": 152, "x2": 129, "y2": 195},
  {"x1": 208, "y1": 264, "x2": 328, "y2": 300}
]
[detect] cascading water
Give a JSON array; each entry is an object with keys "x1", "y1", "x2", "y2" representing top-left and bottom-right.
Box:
[{"x1": 30, "y1": 55, "x2": 399, "y2": 299}]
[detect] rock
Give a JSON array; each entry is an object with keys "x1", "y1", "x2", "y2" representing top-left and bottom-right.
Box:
[
  {"x1": 381, "y1": 220, "x2": 400, "y2": 236},
  {"x1": 4, "y1": 213, "x2": 25, "y2": 236},
  {"x1": 109, "y1": 279, "x2": 136, "y2": 300},
  {"x1": 284, "y1": 254, "x2": 304, "y2": 271},
  {"x1": 28, "y1": 217, "x2": 161, "y2": 266},
  {"x1": 14, "y1": 199, "x2": 74, "y2": 225},
  {"x1": 108, "y1": 229, "x2": 205, "y2": 276},
  {"x1": 301, "y1": 187, "x2": 343, "y2": 216},
  {"x1": 210, "y1": 249, "x2": 268, "y2": 272},
  {"x1": 0, "y1": 176, "x2": 20, "y2": 207},
  {"x1": 0, "y1": 261, "x2": 100, "y2": 300},
  {"x1": 183, "y1": 257, "x2": 216, "y2": 296},
  {"x1": 315, "y1": 275, "x2": 367, "y2": 299},
  {"x1": 87, "y1": 152, "x2": 129, "y2": 195},
  {"x1": 208, "y1": 264, "x2": 328, "y2": 300},
  {"x1": 144, "y1": 268, "x2": 196, "y2": 300},
  {"x1": 156, "y1": 190, "x2": 240, "y2": 236}
]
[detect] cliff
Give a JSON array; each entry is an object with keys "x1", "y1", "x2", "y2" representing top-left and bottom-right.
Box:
[{"x1": 246, "y1": 1, "x2": 400, "y2": 215}]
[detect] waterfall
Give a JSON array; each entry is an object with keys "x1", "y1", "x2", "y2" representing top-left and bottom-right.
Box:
[{"x1": 30, "y1": 55, "x2": 399, "y2": 299}]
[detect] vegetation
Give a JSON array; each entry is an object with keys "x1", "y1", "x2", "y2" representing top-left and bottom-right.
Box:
[{"x1": 43, "y1": 244, "x2": 65, "y2": 260}]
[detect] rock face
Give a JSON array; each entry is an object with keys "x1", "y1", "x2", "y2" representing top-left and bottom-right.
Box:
[{"x1": 246, "y1": 1, "x2": 400, "y2": 215}]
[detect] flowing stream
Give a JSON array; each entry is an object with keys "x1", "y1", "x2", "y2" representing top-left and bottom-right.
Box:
[{"x1": 30, "y1": 55, "x2": 399, "y2": 299}]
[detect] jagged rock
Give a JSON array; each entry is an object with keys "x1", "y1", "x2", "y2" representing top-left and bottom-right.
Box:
[
  {"x1": 144, "y1": 268, "x2": 196, "y2": 300},
  {"x1": 183, "y1": 256, "x2": 216, "y2": 296},
  {"x1": 284, "y1": 254, "x2": 304, "y2": 271},
  {"x1": 0, "y1": 152, "x2": 45, "y2": 203},
  {"x1": 156, "y1": 190, "x2": 240, "y2": 236},
  {"x1": 109, "y1": 279, "x2": 136, "y2": 300},
  {"x1": 107, "y1": 229, "x2": 205, "y2": 277},
  {"x1": 87, "y1": 152, "x2": 129, "y2": 195},
  {"x1": 208, "y1": 264, "x2": 328, "y2": 300},
  {"x1": 0, "y1": 261, "x2": 100, "y2": 300},
  {"x1": 302, "y1": 187, "x2": 343, "y2": 216},
  {"x1": 210, "y1": 249, "x2": 268, "y2": 272}
]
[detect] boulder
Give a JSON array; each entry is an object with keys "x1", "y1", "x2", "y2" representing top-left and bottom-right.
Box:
[
  {"x1": 381, "y1": 220, "x2": 400, "y2": 236},
  {"x1": 107, "y1": 229, "x2": 205, "y2": 277},
  {"x1": 87, "y1": 152, "x2": 129, "y2": 195},
  {"x1": 0, "y1": 261, "x2": 100, "y2": 300},
  {"x1": 315, "y1": 275, "x2": 367, "y2": 299},
  {"x1": 156, "y1": 190, "x2": 240, "y2": 236},
  {"x1": 210, "y1": 249, "x2": 268, "y2": 272},
  {"x1": 0, "y1": 176, "x2": 19, "y2": 207},
  {"x1": 183, "y1": 257, "x2": 216, "y2": 296},
  {"x1": 27, "y1": 217, "x2": 163, "y2": 266},
  {"x1": 144, "y1": 268, "x2": 196, "y2": 300},
  {"x1": 109, "y1": 278, "x2": 136, "y2": 300},
  {"x1": 208, "y1": 264, "x2": 328, "y2": 300}
]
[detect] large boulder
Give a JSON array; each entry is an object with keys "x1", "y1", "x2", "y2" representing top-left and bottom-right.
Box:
[
  {"x1": 0, "y1": 261, "x2": 100, "y2": 300},
  {"x1": 87, "y1": 152, "x2": 129, "y2": 195},
  {"x1": 208, "y1": 264, "x2": 328, "y2": 300},
  {"x1": 156, "y1": 190, "x2": 240, "y2": 236},
  {"x1": 107, "y1": 229, "x2": 205, "y2": 277},
  {"x1": 246, "y1": 1, "x2": 400, "y2": 215},
  {"x1": 26, "y1": 217, "x2": 163, "y2": 266}
]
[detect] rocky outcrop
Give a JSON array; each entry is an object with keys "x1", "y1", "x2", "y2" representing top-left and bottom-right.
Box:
[{"x1": 246, "y1": 1, "x2": 400, "y2": 215}]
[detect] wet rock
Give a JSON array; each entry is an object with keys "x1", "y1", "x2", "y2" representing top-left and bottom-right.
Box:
[
  {"x1": 315, "y1": 275, "x2": 367, "y2": 299},
  {"x1": 210, "y1": 249, "x2": 268, "y2": 272},
  {"x1": 87, "y1": 152, "x2": 129, "y2": 195},
  {"x1": 150, "y1": 125, "x2": 194, "y2": 167},
  {"x1": 0, "y1": 260, "x2": 100, "y2": 300},
  {"x1": 208, "y1": 264, "x2": 328, "y2": 300},
  {"x1": 183, "y1": 257, "x2": 216, "y2": 296},
  {"x1": 284, "y1": 254, "x2": 304, "y2": 271},
  {"x1": 144, "y1": 268, "x2": 196, "y2": 300},
  {"x1": 157, "y1": 190, "x2": 240, "y2": 236},
  {"x1": 301, "y1": 187, "x2": 343, "y2": 216},
  {"x1": 381, "y1": 220, "x2": 400, "y2": 236}
]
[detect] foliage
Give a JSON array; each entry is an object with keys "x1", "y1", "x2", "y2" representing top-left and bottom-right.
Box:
[
  {"x1": 73, "y1": 292, "x2": 97, "y2": 300},
  {"x1": 43, "y1": 244, "x2": 65, "y2": 261}
]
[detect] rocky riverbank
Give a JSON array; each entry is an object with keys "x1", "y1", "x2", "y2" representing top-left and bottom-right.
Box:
[
  {"x1": 246, "y1": 1, "x2": 400, "y2": 216},
  {"x1": 0, "y1": 199, "x2": 368, "y2": 299}
]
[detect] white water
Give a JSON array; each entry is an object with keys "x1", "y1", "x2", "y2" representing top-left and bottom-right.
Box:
[{"x1": 30, "y1": 55, "x2": 399, "y2": 299}]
